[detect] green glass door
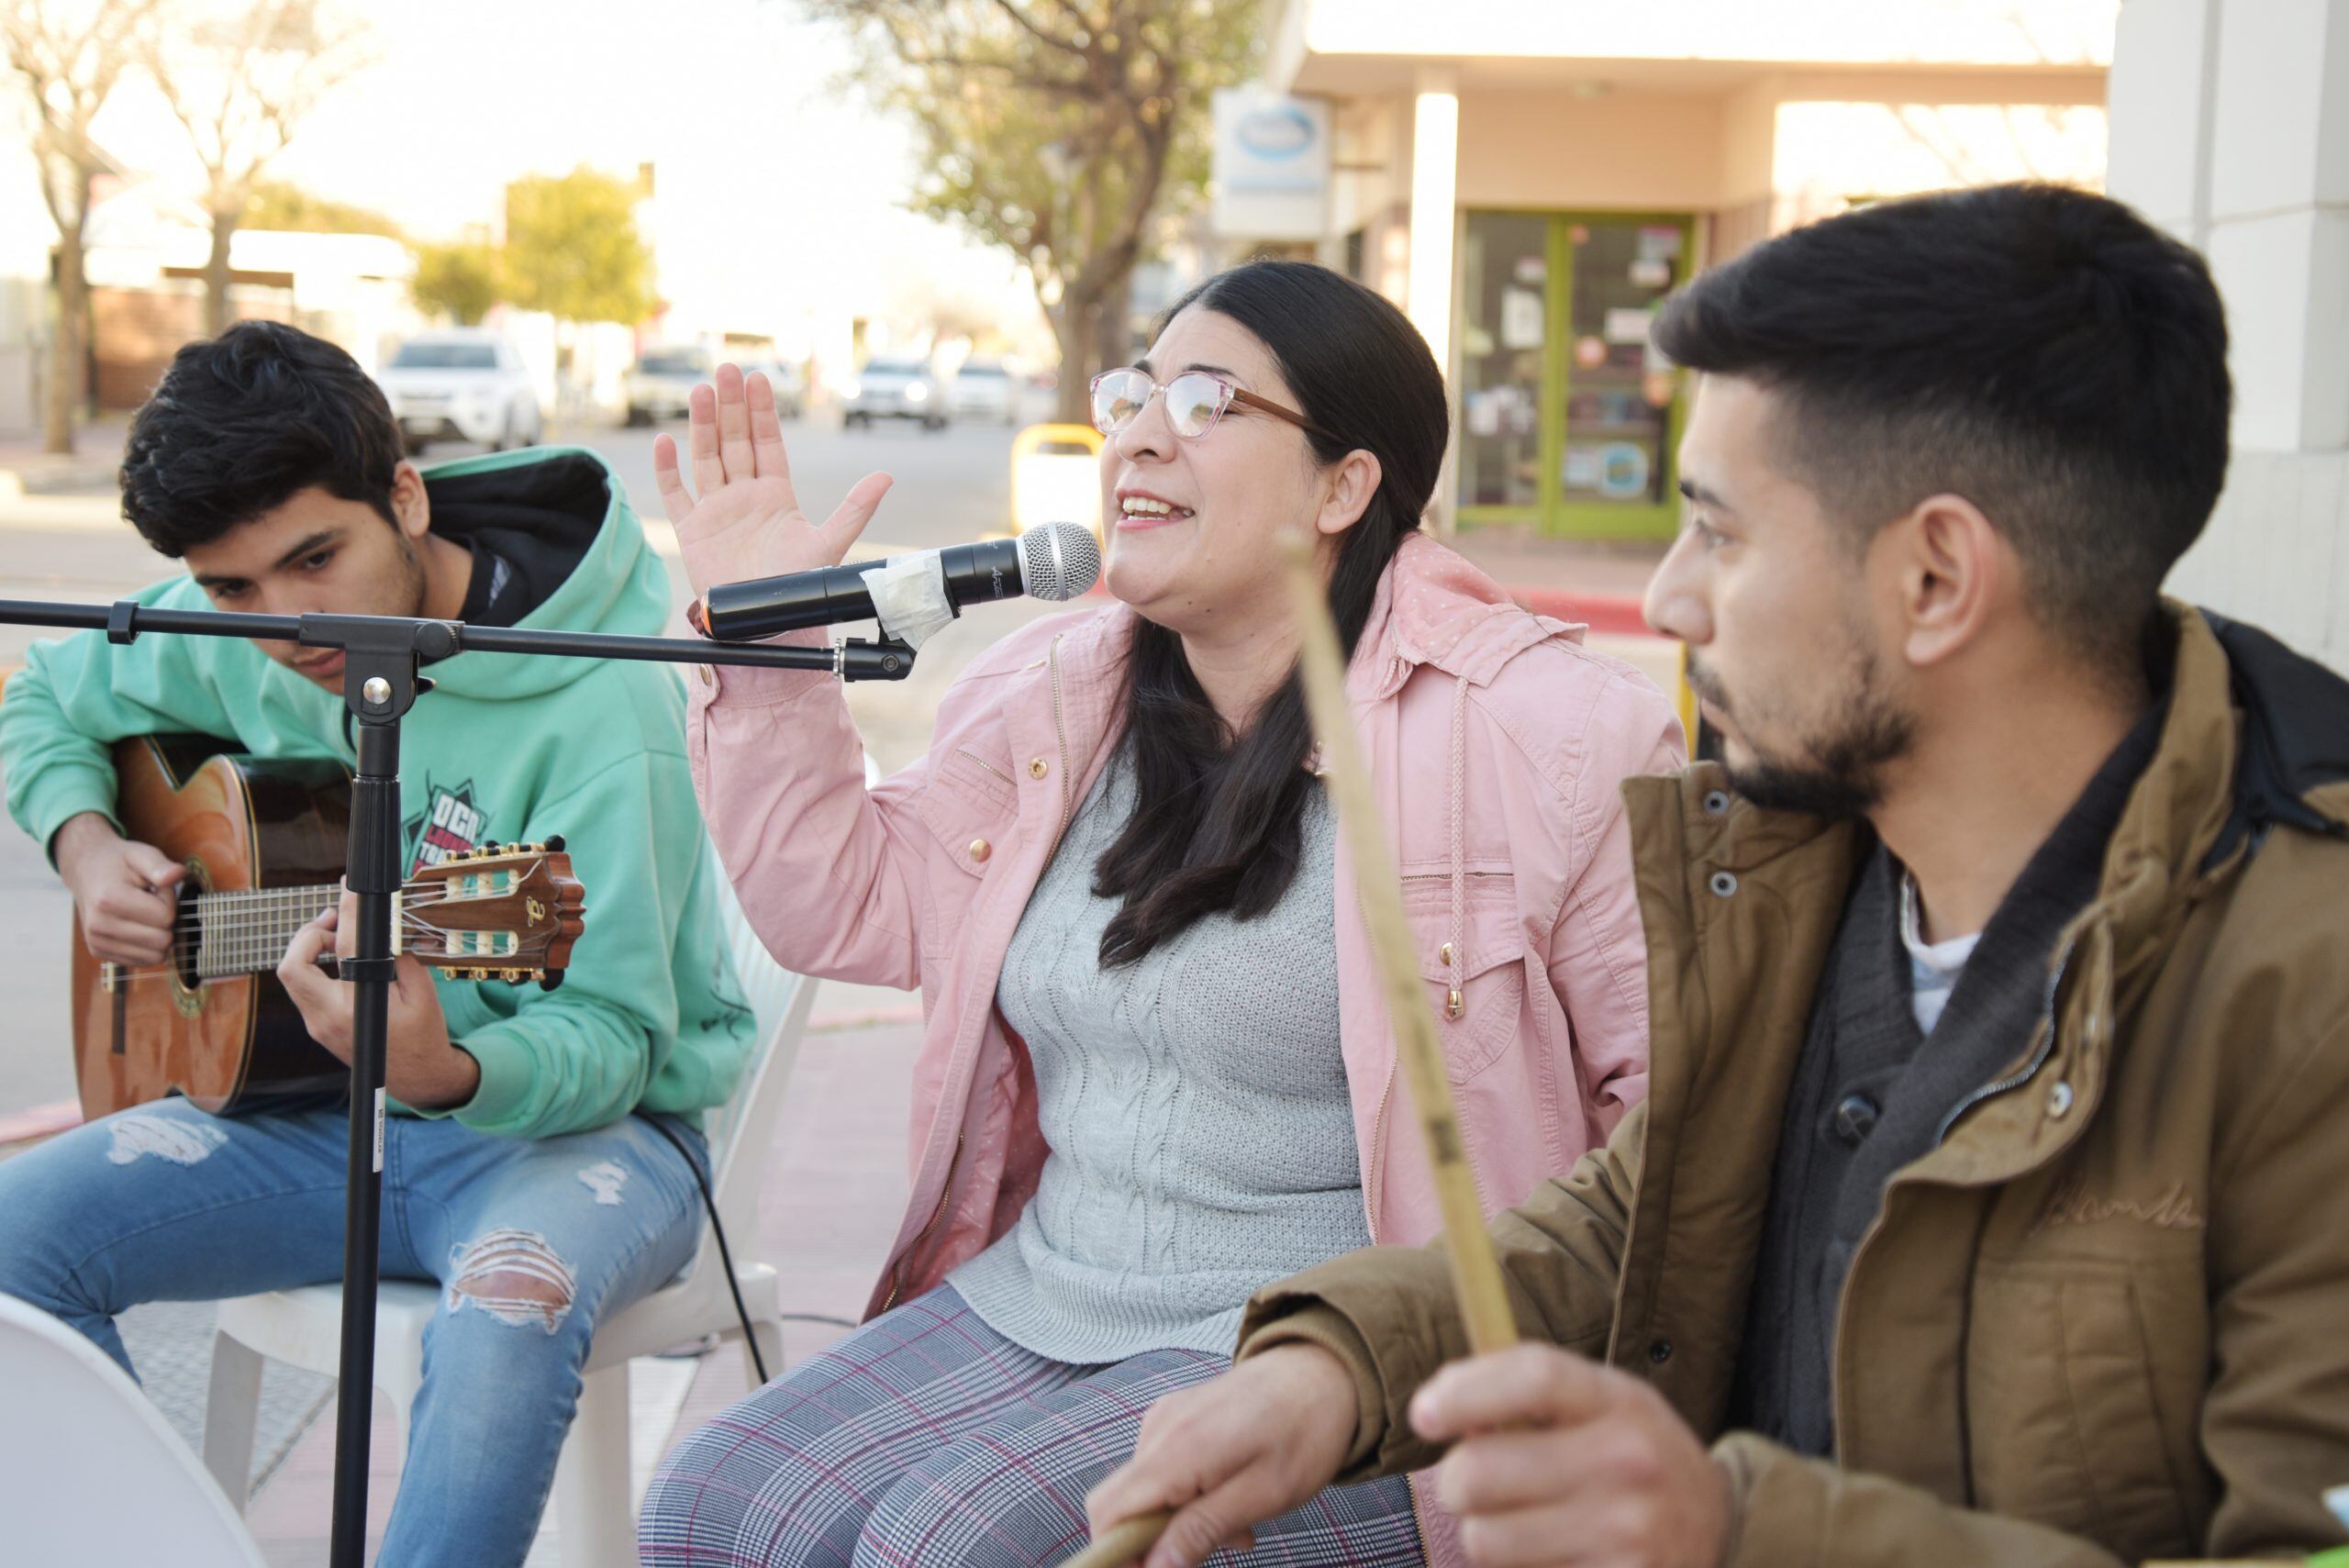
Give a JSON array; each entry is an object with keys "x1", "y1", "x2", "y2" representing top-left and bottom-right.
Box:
[{"x1": 1457, "y1": 209, "x2": 1693, "y2": 539}]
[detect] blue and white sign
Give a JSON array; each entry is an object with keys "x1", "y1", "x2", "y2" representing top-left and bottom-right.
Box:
[{"x1": 1212, "y1": 88, "x2": 1331, "y2": 240}]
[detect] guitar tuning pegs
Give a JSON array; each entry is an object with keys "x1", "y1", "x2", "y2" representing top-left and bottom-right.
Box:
[
  {"x1": 544, "y1": 835, "x2": 565, "y2": 852},
  {"x1": 538, "y1": 968, "x2": 565, "y2": 993}
]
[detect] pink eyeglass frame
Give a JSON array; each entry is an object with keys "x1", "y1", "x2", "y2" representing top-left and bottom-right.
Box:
[{"x1": 1088, "y1": 367, "x2": 1330, "y2": 441}]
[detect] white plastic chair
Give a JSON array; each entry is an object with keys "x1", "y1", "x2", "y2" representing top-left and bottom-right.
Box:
[
  {"x1": 0, "y1": 1290, "x2": 268, "y2": 1566},
  {"x1": 201, "y1": 873, "x2": 818, "y2": 1568}
]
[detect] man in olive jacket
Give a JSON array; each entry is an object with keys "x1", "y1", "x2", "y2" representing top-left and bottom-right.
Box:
[{"x1": 1086, "y1": 184, "x2": 2349, "y2": 1568}]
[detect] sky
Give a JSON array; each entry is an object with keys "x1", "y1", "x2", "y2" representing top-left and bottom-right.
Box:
[{"x1": 83, "y1": 0, "x2": 1045, "y2": 349}]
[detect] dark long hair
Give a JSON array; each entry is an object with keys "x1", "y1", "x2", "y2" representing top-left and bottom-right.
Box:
[{"x1": 1094, "y1": 261, "x2": 1449, "y2": 965}]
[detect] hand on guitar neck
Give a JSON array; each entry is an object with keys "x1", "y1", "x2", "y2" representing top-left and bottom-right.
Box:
[
  {"x1": 55, "y1": 813, "x2": 184, "y2": 967},
  {"x1": 277, "y1": 894, "x2": 481, "y2": 1112}
]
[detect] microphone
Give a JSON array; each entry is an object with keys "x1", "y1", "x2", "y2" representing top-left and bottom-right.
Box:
[{"x1": 700, "y1": 521, "x2": 1103, "y2": 643}]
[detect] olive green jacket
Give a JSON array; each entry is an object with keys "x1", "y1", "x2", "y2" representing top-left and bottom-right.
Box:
[{"x1": 1242, "y1": 606, "x2": 2349, "y2": 1565}]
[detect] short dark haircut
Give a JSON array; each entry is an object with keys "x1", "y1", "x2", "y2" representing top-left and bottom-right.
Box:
[
  {"x1": 1653, "y1": 183, "x2": 2232, "y2": 678},
  {"x1": 120, "y1": 320, "x2": 406, "y2": 557}
]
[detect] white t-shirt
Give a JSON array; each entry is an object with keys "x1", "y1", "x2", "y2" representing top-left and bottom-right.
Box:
[{"x1": 1900, "y1": 872, "x2": 1982, "y2": 1036}]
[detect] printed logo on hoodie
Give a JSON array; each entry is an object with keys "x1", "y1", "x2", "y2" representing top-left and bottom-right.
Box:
[{"x1": 406, "y1": 778, "x2": 489, "y2": 873}]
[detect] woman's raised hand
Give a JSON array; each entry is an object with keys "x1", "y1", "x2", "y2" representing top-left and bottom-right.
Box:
[{"x1": 652, "y1": 362, "x2": 894, "y2": 605}]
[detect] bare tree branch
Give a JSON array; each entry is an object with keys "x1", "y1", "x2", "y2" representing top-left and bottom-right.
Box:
[
  {"x1": 6, "y1": 0, "x2": 163, "y2": 449},
  {"x1": 143, "y1": 0, "x2": 373, "y2": 331},
  {"x1": 985, "y1": 0, "x2": 1086, "y2": 57}
]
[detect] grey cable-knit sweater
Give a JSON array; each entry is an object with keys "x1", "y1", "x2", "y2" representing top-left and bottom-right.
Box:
[{"x1": 949, "y1": 750, "x2": 1371, "y2": 1364}]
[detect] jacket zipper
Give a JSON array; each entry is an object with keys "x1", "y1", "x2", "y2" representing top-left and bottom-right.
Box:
[
  {"x1": 1047, "y1": 634, "x2": 1074, "y2": 837},
  {"x1": 880, "y1": 1134, "x2": 963, "y2": 1312},
  {"x1": 1932, "y1": 936, "x2": 2076, "y2": 1146},
  {"x1": 952, "y1": 748, "x2": 1017, "y2": 792},
  {"x1": 1406, "y1": 1473, "x2": 1439, "y2": 1566}
]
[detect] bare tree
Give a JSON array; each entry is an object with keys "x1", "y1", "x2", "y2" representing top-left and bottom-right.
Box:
[
  {"x1": 145, "y1": 0, "x2": 369, "y2": 337},
  {"x1": 805, "y1": 0, "x2": 1258, "y2": 422},
  {"x1": 5, "y1": 0, "x2": 160, "y2": 453}
]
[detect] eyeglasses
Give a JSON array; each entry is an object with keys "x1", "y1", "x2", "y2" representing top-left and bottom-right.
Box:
[{"x1": 1089, "y1": 367, "x2": 1327, "y2": 442}]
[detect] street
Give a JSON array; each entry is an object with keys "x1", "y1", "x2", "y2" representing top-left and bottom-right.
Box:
[{"x1": 0, "y1": 409, "x2": 1065, "y2": 1120}]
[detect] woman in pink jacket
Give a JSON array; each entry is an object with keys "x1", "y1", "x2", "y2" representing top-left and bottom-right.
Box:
[{"x1": 640, "y1": 261, "x2": 1684, "y2": 1568}]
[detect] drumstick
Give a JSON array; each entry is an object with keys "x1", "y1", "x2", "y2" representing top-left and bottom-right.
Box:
[
  {"x1": 1061, "y1": 538, "x2": 1520, "y2": 1568},
  {"x1": 1281, "y1": 534, "x2": 1521, "y2": 1356}
]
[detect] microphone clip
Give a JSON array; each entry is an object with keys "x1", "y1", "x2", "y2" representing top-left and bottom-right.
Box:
[{"x1": 832, "y1": 633, "x2": 918, "y2": 684}]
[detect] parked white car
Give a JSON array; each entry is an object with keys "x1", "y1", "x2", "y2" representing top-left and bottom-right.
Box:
[
  {"x1": 737, "y1": 358, "x2": 807, "y2": 419},
  {"x1": 948, "y1": 358, "x2": 1022, "y2": 424},
  {"x1": 842, "y1": 358, "x2": 946, "y2": 431},
  {"x1": 376, "y1": 332, "x2": 542, "y2": 453},
  {"x1": 623, "y1": 346, "x2": 713, "y2": 425}
]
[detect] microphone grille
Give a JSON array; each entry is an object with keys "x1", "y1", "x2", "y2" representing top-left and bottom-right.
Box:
[{"x1": 1018, "y1": 521, "x2": 1103, "y2": 603}]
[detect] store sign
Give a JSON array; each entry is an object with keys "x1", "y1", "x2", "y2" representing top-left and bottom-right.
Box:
[{"x1": 1211, "y1": 88, "x2": 1330, "y2": 240}]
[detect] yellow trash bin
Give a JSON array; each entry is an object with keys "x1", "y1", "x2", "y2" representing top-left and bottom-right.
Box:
[{"x1": 1009, "y1": 422, "x2": 1105, "y2": 542}]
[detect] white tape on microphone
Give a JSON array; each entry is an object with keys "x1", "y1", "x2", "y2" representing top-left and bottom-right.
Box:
[{"x1": 865, "y1": 550, "x2": 958, "y2": 649}]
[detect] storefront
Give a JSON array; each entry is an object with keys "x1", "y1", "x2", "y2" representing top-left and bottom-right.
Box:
[
  {"x1": 1243, "y1": 0, "x2": 2114, "y2": 539},
  {"x1": 1457, "y1": 209, "x2": 1693, "y2": 539}
]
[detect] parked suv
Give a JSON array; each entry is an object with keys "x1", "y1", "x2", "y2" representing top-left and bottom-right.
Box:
[
  {"x1": 842, "y1": 358, "x2": 946, "y2": 431},
  {"x1": 624, "y1": 346, "x2": 713, "y2": 425},
  {"x1": 377, "y1": 331, "x2": 542, "y2": 453}
]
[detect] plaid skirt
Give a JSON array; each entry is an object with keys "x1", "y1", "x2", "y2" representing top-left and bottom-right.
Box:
[{"x1": 638, "y1": 1284, "x2": 1424, "y2": 1568}]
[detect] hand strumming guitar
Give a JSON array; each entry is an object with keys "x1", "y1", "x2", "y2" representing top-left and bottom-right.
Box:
[{"x1": 56, "y1": 811, "x2": 185, "y2": 967}]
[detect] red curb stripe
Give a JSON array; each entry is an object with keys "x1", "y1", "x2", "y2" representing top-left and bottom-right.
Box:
[
  {"x1": 1508, "y1": 587, "x2": 1654, "y2": 637},
  {"x1": 0, "y1": 1098, "x2": 83, "y2": 1147},
  {"x1": 1081, "y1": 580, "x2": 1654, "y2": 635}
]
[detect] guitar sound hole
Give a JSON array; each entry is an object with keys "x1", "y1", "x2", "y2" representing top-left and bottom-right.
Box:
[{"x1": 175, "y1": 885, "x2": 204, "y2": 990}]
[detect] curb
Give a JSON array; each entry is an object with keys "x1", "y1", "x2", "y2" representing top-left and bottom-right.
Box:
[
  {"x1": 0, "y1": 1098, "x2": 82, "y2": 1151},
  {"x1": 1507, "y1": 587, "x2": 1653, "y2": 638}
]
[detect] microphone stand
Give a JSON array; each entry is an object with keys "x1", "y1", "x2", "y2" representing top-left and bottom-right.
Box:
[{"x1": 0, "y1": 596, "x2": 913, "y2": 1568}]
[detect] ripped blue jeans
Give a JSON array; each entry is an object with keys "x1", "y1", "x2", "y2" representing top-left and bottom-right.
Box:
[{"x1": 0, "y1": 1096, "x2": 707, "y2": 1568}]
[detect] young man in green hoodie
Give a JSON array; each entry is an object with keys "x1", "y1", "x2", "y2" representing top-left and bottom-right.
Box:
[{"x1": 0, "y1": 321, "x2": 758, "y2": 1567}]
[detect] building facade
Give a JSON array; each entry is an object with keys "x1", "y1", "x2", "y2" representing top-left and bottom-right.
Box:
[
  {"x1": 1244, "y1": 0, "x2": 2116, "y2": 538},
  {"x1": 2108, "y1": 0, "x2": 2349, "y2": 675}
]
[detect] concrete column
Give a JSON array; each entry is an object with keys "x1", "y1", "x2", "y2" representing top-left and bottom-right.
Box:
[
  {"x1": 2110, "y1": 0, "x2": 2349, "y2": 672},
  {"x1": 1407, "y1": 67, "x2": 1461, "y2": 533},
  {"x1": 1407, "y1": 67, "x2": 1459, "y2": 375}
]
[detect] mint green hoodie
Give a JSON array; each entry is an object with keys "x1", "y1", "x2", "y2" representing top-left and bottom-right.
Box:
[{"x1": 0, "y1": 446, "x2": 755, "y2": 1138}]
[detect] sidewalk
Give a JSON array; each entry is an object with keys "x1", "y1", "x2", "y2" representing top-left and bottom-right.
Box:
[
  {"x1": 0, "y1": 416, "x2": 131, "y2": 501},
  {"x1": 1447, "y1": 523, "x2": 1665, "y2": 634}
]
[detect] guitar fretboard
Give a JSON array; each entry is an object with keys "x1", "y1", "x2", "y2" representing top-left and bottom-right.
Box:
[{"x1": 191, "y1": 884, "x2": 344, "y2": 980}]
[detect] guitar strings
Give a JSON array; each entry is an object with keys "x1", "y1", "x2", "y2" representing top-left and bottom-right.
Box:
[
  {"x1": 139, "y1": 871, "x2": 570, "y2": 971},
  {"x1": 148, "y1": 858, "x2": 558, "y2": 953},
  {"x1": 109, "y1": 899, "x2": 562, "y2": 982}
]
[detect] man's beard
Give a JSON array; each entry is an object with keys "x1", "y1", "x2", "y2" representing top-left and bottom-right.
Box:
[{"x1": 1691, "y1": 651, "x2": 1915, "y2": 820}]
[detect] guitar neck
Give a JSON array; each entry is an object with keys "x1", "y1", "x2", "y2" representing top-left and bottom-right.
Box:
[{"x1": 189, "y1": 883, "x2": 358, "y2": 980}]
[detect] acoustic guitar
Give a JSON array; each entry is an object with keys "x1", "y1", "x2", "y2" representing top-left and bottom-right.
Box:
[{"x1": 69, "y1": 734, "x2": 586, "y2": 1120}]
